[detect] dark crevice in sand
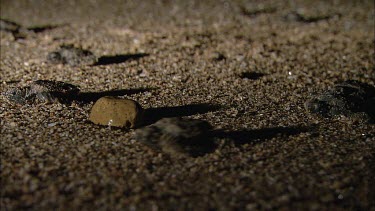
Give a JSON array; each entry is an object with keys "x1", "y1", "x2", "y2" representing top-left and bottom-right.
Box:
[
  {"x1": 142, "y1": 103, "x2": 221, "y2": 126},
  {"x1": 76, "y1": 88, "x2": 153, "y2": 104},
  {"x1": 93, "y1": 53, "x2": 149, "y2": 66}
]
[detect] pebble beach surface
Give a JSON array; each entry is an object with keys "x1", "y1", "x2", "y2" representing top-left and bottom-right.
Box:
[{"x1": 1, "y1": 0, "x2": 374, "y2": 210}]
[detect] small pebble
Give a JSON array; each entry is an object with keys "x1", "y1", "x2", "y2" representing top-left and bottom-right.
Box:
[
  {"x1": 48, "y1": 122, "x2": 58, "y2": 127},
  {"x1": 9, "y1": 122, "x2": 17, "y2": 127},
  {"x1": 89, "y1": 97, "x2": 143, "y2": 128},
  {"x1": 134, "y1": 117, "x2": 215, "y2": 157},
  {"x1": 47, "y1": 44, "x2": 97, "y2": 66},
  {"x1": 206, "y1": 51, "x2": 226, "y2": 61}
]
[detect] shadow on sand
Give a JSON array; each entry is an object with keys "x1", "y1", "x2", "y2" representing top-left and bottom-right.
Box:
[
  {"x1": 76, "y1": 88, "x2": 152, "y2": 104},
  {"x1": 93, "y1": 53, "x2": 149, "y2": 66},
  {"x1": 27, "y1": 25, "x2": 62, "y2": 33},
  {"x1": 142, "y1": 103, "x2": 221, "y2": 126},
  {"x1": 156, "y1": 125, "x2": 312, "y2": 158},
  {"x1": 186, "y1": 125, "x2": 312, "y2": 157},
  {"x1": 212, "y1": 125, "x2": 313, "y2": 146},
  {"x1": 137, "y1": 102, "x2": 314, "y2": 157}
]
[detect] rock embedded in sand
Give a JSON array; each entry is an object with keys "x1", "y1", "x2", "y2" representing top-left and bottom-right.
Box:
[
  {"x1": 134, "y1": 117, "x2": 215, "y2": 157},
  {"x1": 89, "y1": 97, "x2": 143, "y2": 128},
  {"x1": 4, "y1": 80, "x2": 80, "y2": 104},
  {"x1": 305, "y1": 80, "x2": 375, "y2": 122},
  {"x1": 47, "y1": 44, "x2": 97, "y2": 66}
]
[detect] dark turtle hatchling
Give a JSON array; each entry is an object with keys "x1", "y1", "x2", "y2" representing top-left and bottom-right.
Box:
[
  {"x1": 47, "y1": 44, "x2": 97, "y2": 66},
  {"x1": 305, "y1": 80, "x2": 375, "y2": 122},
  {"x1": 135, "y1": 117, "x2": 216, "y2": 157},
  {"x1": 3, "y1": 80, "x2": 80, "y2": 104}
]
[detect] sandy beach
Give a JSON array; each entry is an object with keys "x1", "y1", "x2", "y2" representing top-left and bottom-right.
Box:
[{"x1": 1, "y1": 0, "x2": 374, "y2": 210}]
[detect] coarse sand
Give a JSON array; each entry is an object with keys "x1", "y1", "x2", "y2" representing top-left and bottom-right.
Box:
[{"x1": 1, "y1": 0, "x2": 374, "y2": 210}]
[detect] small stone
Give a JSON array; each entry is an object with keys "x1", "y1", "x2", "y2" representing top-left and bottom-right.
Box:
[
  {"x1": 134, "y1": 117, "x2": 215, "y2": 157},
  {"x1": 89, "y1": 97, "x2": 143, "y2": 128},
  {"x1": 305, "y1": 80, "x2": 375, "y2": 122},
  {"x1": 206, "y1": 51, "x2": 226, "y2": 61},
  {"x1": 47, "y1": 44, "x2": 97, "y2": 66},
  {"x1": 48, "y1": 122, "x2": 58, "y2": 127},
  {"x1": 3, "y1": 80, "x2": 80, "y2": 104}
]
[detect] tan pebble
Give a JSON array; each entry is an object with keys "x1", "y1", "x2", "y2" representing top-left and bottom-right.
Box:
[
  {"x1": 89, "y1": 97, "x2": 143, "y2": 128},
  {"x1": 8, "y1": 122, "x2": 17, "y2": 127}
]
